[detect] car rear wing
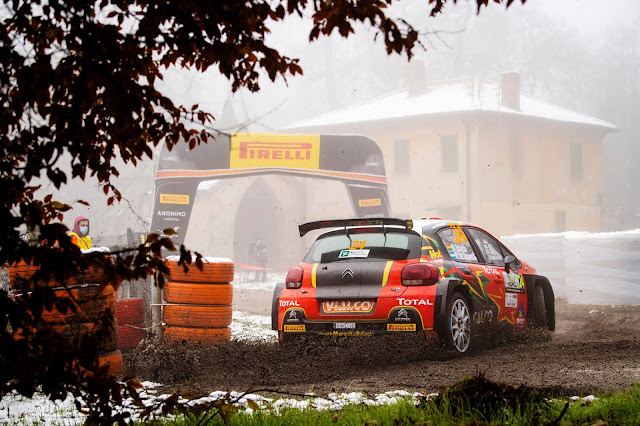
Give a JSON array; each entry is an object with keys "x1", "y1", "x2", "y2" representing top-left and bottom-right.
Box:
[{"x1": 298, "y1": 218, "x2": 413, "y2": 237}]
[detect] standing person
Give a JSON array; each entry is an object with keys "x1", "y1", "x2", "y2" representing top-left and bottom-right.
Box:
[
  {"x1": 245, "y1": 239, "x2": 256, "y2": 282},
  {"x1": 68, "y1": 216, "x2": 92, "y2": 249},
  {"x1": 254, "y1": 239, "x2": 267, "y2": 282}
]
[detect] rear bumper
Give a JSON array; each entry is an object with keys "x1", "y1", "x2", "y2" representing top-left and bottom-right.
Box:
[{"x1": 280, "y1": 306, "x2": 430, "y2": 337}]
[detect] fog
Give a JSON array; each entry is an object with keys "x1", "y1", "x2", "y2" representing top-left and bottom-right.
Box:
[{"x1": 44, "y1": 0, "x2": 639, "y2": 268}]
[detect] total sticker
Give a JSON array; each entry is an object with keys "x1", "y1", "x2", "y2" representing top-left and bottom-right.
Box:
[{"x1": 505, "y1": 293, "x2": 518, "y2": 308}]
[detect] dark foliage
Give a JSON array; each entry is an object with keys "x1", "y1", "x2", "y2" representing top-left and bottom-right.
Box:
[
  {"x1": 430, "y1": 373, "x2": 551, "y2": 422},
  {"x1": 0, "y1": 0, "x2": 523, "y2": 423}
]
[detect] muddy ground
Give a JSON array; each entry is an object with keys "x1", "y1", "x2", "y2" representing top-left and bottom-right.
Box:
[{"x1": 124, "y1": 288, "x2": 640, "y2": 398}]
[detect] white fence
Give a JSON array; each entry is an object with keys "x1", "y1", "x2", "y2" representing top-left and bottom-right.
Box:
[{"x1": 502, "y1": 230, "x2": 640, "y2": 305}]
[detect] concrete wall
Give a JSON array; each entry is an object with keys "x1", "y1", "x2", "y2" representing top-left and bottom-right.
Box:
[{"x1": 502, "y1": 230, "x2": 640, "y2": 305}]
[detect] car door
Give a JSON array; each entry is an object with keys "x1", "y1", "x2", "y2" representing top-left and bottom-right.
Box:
[
  {"x1": 465, "y1": 227, "x2": 527, "y2": 327},
  {"x1": 436, "y1": 224, "x2": 496, "y2": 323}
]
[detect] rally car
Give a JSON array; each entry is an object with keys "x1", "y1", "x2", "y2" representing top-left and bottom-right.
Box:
[{"x1": 271, "y1": 218, "x2": 555, "y2": 354}]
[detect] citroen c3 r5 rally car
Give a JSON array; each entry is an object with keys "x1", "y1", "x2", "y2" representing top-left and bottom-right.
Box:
[{"x1": 271, "y1": 218, "x2": 555, "y2": 354}]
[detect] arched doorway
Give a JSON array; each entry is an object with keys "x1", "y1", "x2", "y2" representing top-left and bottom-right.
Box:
[{"x1": 233, "y1": 178, "x2": 283, "y2": 271}]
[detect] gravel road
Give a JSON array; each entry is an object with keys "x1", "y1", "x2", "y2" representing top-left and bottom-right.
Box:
[{"x1": 125, "y1": 287, "x2": 640, "y2": 398}]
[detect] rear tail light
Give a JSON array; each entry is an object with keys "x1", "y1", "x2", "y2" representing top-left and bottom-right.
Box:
[
  {"x1": 286, "y1": 266, "x2": 304, "y2": 289},
  {"x1": 401, "y1": 263, "x2": 439, "y2": 286}
]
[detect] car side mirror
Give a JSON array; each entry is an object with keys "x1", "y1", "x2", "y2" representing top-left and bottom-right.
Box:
[{"x1": 504, "y1": 255, "x2": 516, "y2": 274}]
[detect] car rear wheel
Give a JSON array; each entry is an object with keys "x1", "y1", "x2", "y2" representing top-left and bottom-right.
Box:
[
  {"x1": 530, "y1": 284, "x2": 548, "y2": 329},
  {"x1": 445, "y1": 293, "x2": 471, "y2": 354}
]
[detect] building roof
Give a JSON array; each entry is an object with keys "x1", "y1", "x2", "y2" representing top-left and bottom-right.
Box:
[{"x1": 282, "y1": 77, "x2": 618, "y2": 132}]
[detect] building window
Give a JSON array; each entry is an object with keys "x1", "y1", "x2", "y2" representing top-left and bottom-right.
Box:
[
  {"x1": 441, "y1": 135, "x2": 458, "y2": 172},
  {"x1": 394, "y1": 139, "x2": 410, "y2": 174},
  {"x1": 555, "y1": 210, "x2": 567, "y2": 233},
  {"x1": 570, "y1": 142, "x2": 583, "y2": 181}
]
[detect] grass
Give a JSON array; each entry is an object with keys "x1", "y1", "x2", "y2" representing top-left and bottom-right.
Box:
[
  {"x1": 558, "y1": 385, "x2": 640, "y2": 425},
  {"x1": 150, "y1": 376, "x2": 640, "y2": 426},
  {"x1": 3, "y1": 375, "x2": 640, "y2": 425}
]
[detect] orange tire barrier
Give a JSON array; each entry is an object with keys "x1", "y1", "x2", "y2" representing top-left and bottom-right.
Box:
[
  {"x1": 17, "y1": 283, "x2": 114, "y2": 303},
  {"x1": 163, "y1": 304, "x2": 232, "y2": 328},
  {"x1": 15, "y1": 284, "x2": 116, "y2": 324},
  {"x1": 53, "y1": 319, "x2": 119, "y2": 353},
  {"x1": 8, "y1": 261, "x2": 39, "y2": 284},
  {"x1": 163, "y1": 282, "x2": 233, "y2": 305},
  {"x1": 52, "y1": 284, "x2": 116, "y2": 304},
  {"x1": 166, "y1": 259, "x2": 234, "y2": 283},
  {"x1": 162, "y1": 258, "x2": 233, "y2": 345},
  {"x1": 97, "y1": 349, "x2": 124, "y2": 379},
  {"x1": 163, "y1": 326, "x2": 230, "y2": 345},
  {"x1": 73, "y1": 254, "x2": 113, "y2": 285},
  {"x1": 73, "y1": 265, "x2": 105, "y2": 285},
  {"x1": 9, "y1": 255, "x2": 113, "y2": 288},
  {"x1": 13, "y1": 283, "x2": 122, "y2": 378},
  {"x1": 40, "y1": 287, "x2": 116, "y2": 324},
  {"x1": 8, "y1": 261, "x2": 58, "y2": 289}
]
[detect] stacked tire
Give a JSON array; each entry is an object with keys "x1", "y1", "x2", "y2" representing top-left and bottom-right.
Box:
[
  {"x1": 8, "y1": 261, "x2": 39, "y2": 285},
  {"x1": 163, "y1": 258, "x2": 234, "y2": 345},
  {"x1": 8, "y1": 261, "x2": 124, "y2": 379},
  {"x1": 116, "y1": 298, "x2": 146, "y2": 351}
]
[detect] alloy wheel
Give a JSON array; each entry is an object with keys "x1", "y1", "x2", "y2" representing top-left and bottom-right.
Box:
[{"x1": 450, "y1": 298, "x2": 471, "y2": 353}]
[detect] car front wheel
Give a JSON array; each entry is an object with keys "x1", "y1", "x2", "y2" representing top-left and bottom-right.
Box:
[
  {"x1": 445, "y1": 292, "x2": 472, "y2": 354},
  {"x1": 530, "y1": 284, "x2": 548, "y2": 329}
]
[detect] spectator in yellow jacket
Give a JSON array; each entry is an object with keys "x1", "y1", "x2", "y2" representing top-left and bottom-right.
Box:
[{"x1": 69, "y1": 216, "x2": 92, "y2": 249}]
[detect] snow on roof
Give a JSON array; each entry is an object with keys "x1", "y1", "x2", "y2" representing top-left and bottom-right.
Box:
[{"x1": 283, "y1": 78, "x2": 618, "y2": 131}]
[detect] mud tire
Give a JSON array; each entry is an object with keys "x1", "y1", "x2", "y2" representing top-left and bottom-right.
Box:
[
  {"x1": 163, "y1": 282, "x2": 233, "y2": 305},
  {"x1": 164, "y1": 326, "x2": 230, "y2": 345},
  {"x1": 166, "y1": 260, "x2": 234, "y2": 283},
  {"x1": 34, "y1": 285, "x2": 116, "y2": 324},
  {"x1": 163, "y1": 304, "x2": 232, "y2": 328},
  {"x1": 530, "y1": 284, "x2": 548, "y2": 329}
]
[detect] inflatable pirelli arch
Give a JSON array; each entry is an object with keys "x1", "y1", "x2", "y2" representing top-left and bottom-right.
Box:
[{"x1": 150, "y1": 133, "x2": 391, "y2": 248}]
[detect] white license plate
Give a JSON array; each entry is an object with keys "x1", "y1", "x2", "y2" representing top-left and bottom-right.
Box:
[{"x1": 333, "y1": 322, "x2": 356, "y2": 329}]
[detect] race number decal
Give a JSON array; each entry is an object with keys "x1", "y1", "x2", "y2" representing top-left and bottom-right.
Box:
[
  {"x1": 349, "y1": 240, "x2": 367, "y2": 250},
  {"x1": 450, "y1": 223, "x2": 468, "y2": 243}
]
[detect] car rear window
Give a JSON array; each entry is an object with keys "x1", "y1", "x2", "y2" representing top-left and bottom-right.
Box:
[{"x1": 303, "y1": 230, "x2": 422, "y2": 263}]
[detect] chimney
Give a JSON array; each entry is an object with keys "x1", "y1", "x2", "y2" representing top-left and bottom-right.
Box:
[
  {"x1": 405, "y1": 60, "x2": 427, "y2": 96},
  {"x1": 500, "y1": 72, "x2": 520, "y2": 111}
]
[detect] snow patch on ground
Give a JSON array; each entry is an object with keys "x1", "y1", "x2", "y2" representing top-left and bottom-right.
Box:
[
  {"x1": 231, "y1": 311, "x2": 277, "y2": 342},
  {"x1": 0, "y1": 381, "x2": 433, "y2": 425}
]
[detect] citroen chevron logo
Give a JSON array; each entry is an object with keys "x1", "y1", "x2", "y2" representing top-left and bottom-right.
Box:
[{"x1": 342, "y1": 269, "x2": 354, "y2": 280}]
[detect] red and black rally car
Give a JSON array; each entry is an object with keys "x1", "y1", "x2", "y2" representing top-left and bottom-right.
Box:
[{"x1": 271, "y1": 218, "x2": 555, "y2": 353}]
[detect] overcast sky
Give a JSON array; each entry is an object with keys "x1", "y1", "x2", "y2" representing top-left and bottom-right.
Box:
[
  {"x1": 157, "y1": 0, "x2": 639, "y2": 132},
  {"x1": 73, "y1": 0, "x2": 640, "y2": 234}
]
